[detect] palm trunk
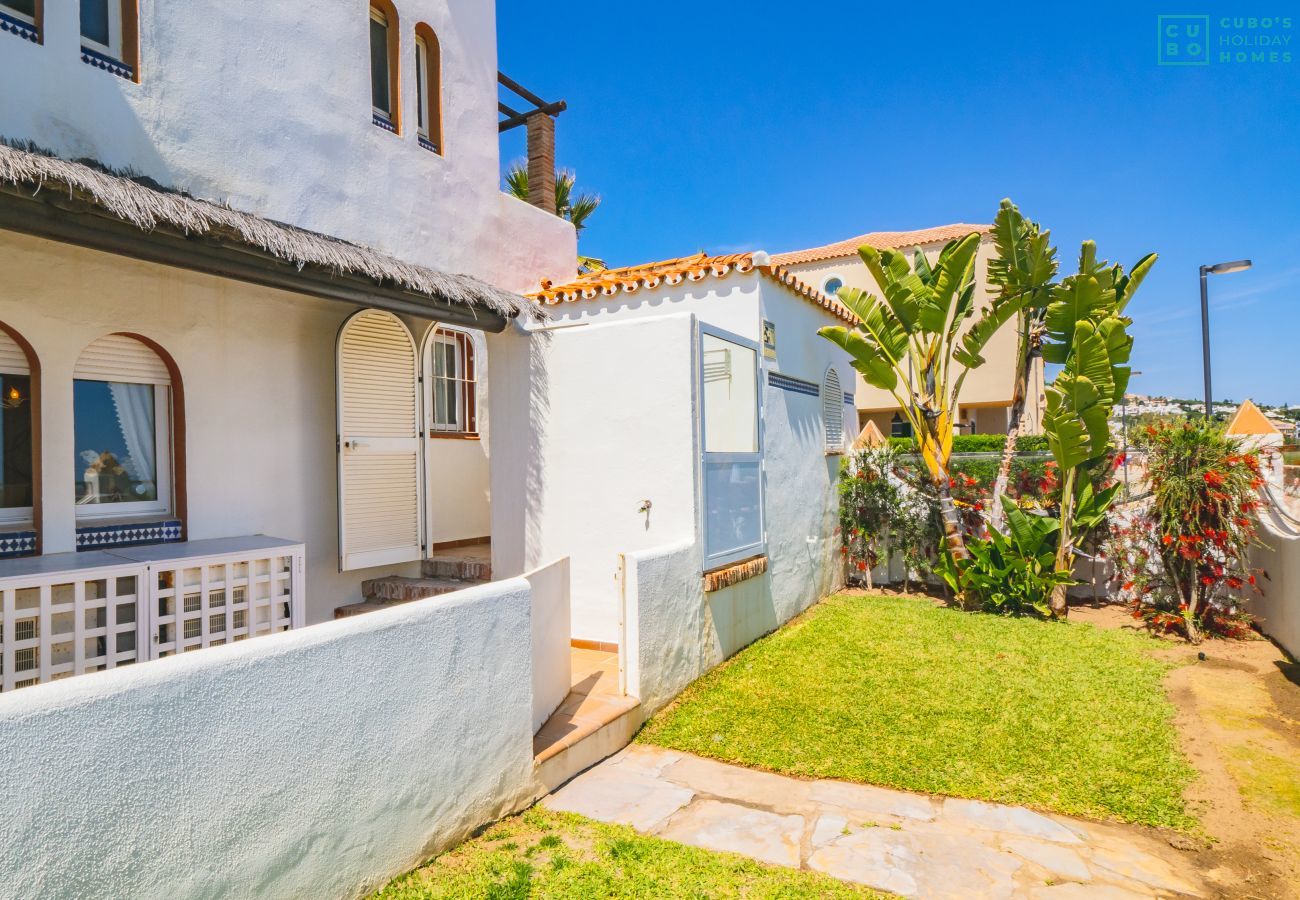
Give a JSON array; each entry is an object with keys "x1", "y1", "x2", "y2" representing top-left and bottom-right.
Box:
[
  {"x1": 1049, "y1": 469, "x2": 1076, "y2": 618},
  {"x1": 988, "y1": 348, "x2": 1037, "y2": 531}
]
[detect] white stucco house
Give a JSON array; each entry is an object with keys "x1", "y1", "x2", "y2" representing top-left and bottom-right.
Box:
[
  {"x1": 0, "y1": 2, "x2": 854, "y2": 893},
  {"x1": 772, "y1": 225, "x2": 1046, "y2": 440}
]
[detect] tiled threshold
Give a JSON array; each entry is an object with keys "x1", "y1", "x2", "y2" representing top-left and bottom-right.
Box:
[{"x1": 533, "y1": 646, "x2": 641, "y2": 794}]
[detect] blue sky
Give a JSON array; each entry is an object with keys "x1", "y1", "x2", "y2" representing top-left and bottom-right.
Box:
[{"x1": 498, "y1": 2, "x2": 1300, "y2": 405}]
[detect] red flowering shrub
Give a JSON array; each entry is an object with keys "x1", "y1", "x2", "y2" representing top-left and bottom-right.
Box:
[{"x1": 1106, "y1": 421, "x2": 1264, "y2": 642}]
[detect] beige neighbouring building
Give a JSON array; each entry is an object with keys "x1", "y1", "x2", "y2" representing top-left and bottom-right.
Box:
[{"x1": 771, "y1": 224, "x2": 1045, "y2": 440}]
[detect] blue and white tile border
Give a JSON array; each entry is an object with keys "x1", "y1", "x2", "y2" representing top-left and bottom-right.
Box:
[
  {"x1": 81, "y1": 45, "x2": 134, "y2": 80},
  {"x1": 767, "y1": 370, "x2": 820, "y2": 398},
  {"x1": 0, "y1": 531, "x2": 37, "y2": 560},
  {"x1": 373, "y1": 113, "x2": 398, "y2": 134},
  {"x1": 76, "y1": 519, "x2": 182, "y2": 551},
  {"x1": 0, "y1": 9, "x2": 38, "y2": 42},
  {"x1": 418, "y1": 136, "x2": 440, "y2": 153}
]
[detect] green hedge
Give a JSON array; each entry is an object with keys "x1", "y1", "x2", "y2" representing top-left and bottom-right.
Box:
[{"x1": 887, "y1": 434, "x2": 1049, "y2": 453}]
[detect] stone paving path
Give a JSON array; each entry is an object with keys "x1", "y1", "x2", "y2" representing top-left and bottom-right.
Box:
[{"x1": 544, "y1": 745, "x2": 1202, "y2": 899}]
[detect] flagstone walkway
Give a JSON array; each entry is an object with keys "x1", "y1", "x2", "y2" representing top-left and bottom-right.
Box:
[{"x1": 544, "y1": 745, "x2": 1202, "y2": 899}]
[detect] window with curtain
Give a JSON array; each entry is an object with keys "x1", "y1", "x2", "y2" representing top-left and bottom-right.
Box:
[
  {"x1": 429, "y1": 329, "x2": 477, "y2": 435},
  {"x1": 370, "y1": 5, "x2": 394, "y2": 123},
  {"x1": 80, "y1": 0, "x2": 122, "y2": 57},
  {"x1": 700, "y1": 329, "x2": 763, "y2": 569},
  {"x1": 73, "y1": 335, "x2": 172, "y2": 518}
]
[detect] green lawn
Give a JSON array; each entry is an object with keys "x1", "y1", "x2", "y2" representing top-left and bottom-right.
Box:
[
  {"x1": 638, "y1": 592, "x2": 1196, "y2": 830},
  {"x1": 371, "y1": 808, "x2": 880, "y2": 899}
]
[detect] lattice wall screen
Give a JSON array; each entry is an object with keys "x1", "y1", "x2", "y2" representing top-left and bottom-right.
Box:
[
  {"x1": 0, "y1": 565, "x2": 146, "y2": 692},
  {"x1": 0, "y1": 543, "x2": 304, "y2": 692}
]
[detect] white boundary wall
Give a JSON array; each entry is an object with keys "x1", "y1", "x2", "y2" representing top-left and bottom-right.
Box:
[
  {"x1": 526, "y1": 558, "x2": 571, "y2": 731},
  {"x1": 0, "y1": 577, "x2": 561, "y2": 899},
  {"x1": 1249, "y1": 511, "x2": 1300, "y2": 658}
]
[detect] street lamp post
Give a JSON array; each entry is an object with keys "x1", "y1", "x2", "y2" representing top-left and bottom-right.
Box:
[{"x1": 1199, "y1": 259, "x2": 1253, "y2": 420}]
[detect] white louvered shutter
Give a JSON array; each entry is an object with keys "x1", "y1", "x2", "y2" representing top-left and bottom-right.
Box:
[
  {"x1": 74, "y1": 334, "x2": 170, "y2": 384},
  {"x1": 337, "y1": 310, "x2": 423, "y2": 571},
  {"x1": 822, "y1": 367, "x2": 843, "y2": 452},
  {"x1": 0, "y1": 330, "x2": 28, "y2": 376}
]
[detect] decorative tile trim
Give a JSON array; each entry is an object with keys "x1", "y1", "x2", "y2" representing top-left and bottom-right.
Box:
[
  {"x1": 76, "y1": 519, "x2": 182, "y2": 551},
  {"x1": 0, "y1": 10, "x2": 38, "y2": 42},
  {"x1": 844, "y1": 391, "x2": 855, "y2": 406},
  {"x1": 0, "y1": 531, "x2": 37, "y2": 559},
  {"x1": 372, "y1": 113, "x2": 398, "y2": 134},
  {"x1": 418, "y1": 136, "x2": 441, "y2": 154},
  {"x1": 704, "y1": 555, "x2": 768, "y2": 593},
  {"x1": 767, "y1": 371, "x2": 820, "y2": 398},
  {"x1": 81, "y1": 46, "x2": 134, "y2": 80}
]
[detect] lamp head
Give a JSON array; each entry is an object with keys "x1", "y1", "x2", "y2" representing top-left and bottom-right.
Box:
[{"x1": 1204, "y1": 259, "x2": 1252, "y2": 275}]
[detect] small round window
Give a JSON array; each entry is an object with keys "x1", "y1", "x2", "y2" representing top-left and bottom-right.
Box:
[{"x1": 823, "y1": 276, "x2": 844, "y2": 297}]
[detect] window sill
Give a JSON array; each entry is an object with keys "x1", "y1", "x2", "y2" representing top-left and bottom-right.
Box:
[
  {"x1": 0, "y1": 527, "x2": 37, "y2": 559},
  {"x1": 0, "y1": 10, "x2": 39, "y2": 43},
  {"x1": 81, "y1": 46, "x2": 134, "y2": 80},
  {"x1": 372, "y1": 113, "x2": 398, "y2": 134},
  {"x1": 703, "y1": 554, "x2": 768, "y2": 593},
  {"x1": 418, "y1": 136, "x2": 442, "y2": 154},
  {"x1": 429, "y1": 431, "x2": 480, "y2": 440}
]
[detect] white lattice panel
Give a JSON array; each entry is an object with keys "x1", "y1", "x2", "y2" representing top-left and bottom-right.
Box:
[
  {"x1": 0, "y1": 538, "x2": 305, "y2": 693},
  {"x1": 0, "y1": 560, "x2": 147, "y2": 692}
]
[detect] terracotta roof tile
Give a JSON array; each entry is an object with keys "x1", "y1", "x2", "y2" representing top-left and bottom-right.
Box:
[
  {"x1": 769, "y1": 223, "x2": 993, "y2": 267},
  {"x1": 529, "y1": 252, "x2": 856, "y2": 323}
]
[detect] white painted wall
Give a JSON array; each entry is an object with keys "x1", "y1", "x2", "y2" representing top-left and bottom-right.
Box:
[
  {"x1": 0, "y1": 0, "x2": 575, "y2": 293},
  {"x1": 492, "y1": 272, "x2": 849, "y2": 653},
  {"x1": 526, "y1": 557, "x2": 572, "y2": 731},
  {"x1": 0, "y1": 231, "x2": 467, "y2": 622},
  {"x1": 0, "y1": 578, "x2": 542, "y2": 899},
  {"x1": 1248, "y1": 512, "x2": 1300, "y2": 658},
  {"x1": 490, "y1": 312, "x2": 702, "y2": 643}
]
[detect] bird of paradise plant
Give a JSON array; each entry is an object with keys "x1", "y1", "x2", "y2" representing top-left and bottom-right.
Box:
[{"x1": 819, "y1": 232, "x2": 989, "y2": 571}]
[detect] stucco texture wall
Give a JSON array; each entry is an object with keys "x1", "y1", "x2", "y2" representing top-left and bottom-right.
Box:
[
  {"x1": 0, "y1": 579, "x2": 539, "y2": 899},
  {"x1": 490, "y1": 312, "x2": 701, "y2": 644},
  {"x1": 0, "y1": 0, "x2": 575, "y2": 292},
  {"x1": 0, "y1": 231, "x2": 453, "y2": 622},
  {"x1": 1248, "y1": 516, "x2": 1300, "y2": 657}
]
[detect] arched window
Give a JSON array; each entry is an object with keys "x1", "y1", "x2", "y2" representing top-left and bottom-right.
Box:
[
  {"x1": 890, "y1": 412, "x2": 913, "y2": 439},
  {"x1": 414, "y1": 24, "x2": 443, "y2": 154},
  {"x1": 80, "y1": 0, "x2": 141, "y2": 81},
  {"x1": 427, "y1": 326, "x2": 477, "y2": 436},
  {"x1": 369, "y1": 1, "x2": 401, "y2": 133},
  {"x1": 821, "y1": 367, "x2": 843, "y2": 453},
  {"x1": 74, "y1": 334, "x2": 173, "y2": 519},
  {"x1": 0, "y1": 324, "x2": 36, "y2": 531}
]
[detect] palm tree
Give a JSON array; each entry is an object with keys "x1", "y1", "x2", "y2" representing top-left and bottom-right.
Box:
[
  {"x1": 819, "y1": 232, "x2": 988, "y2": 574},
  {"x1": 505, "y1": 163, "x2": 604, "y2": 274}
]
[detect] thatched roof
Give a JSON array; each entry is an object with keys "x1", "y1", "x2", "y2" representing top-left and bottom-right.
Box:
[{"x1": 0, "y1": 142, "x2": 530, "y2": 319}]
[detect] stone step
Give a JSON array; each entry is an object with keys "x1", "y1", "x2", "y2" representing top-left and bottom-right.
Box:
[
  {"x1": 334, "y1": 600, "x2": 403, "y2": 620},
  {"x1": 421, "y1": 554, "x2": 492, "y2": 582},
  {"x1": 361, "y1": 575, "x2": 478, "y2": 604}
]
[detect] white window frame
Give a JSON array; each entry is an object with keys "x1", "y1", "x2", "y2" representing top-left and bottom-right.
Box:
[
  {"x1": 415, "y1": 34, "x2": 430, "y2": 139},
  {"x1": 697, "y1": 323, "x2": 766, "y2": 571},
  {"x1": 74, "y1": 380, "x2": 173, "y2": 522},
  {"x1": 0, "y1": 368, "x2": 34, "y2": 528},
  {"x1": 370, "y1": 6, "x2": 392, "y2": 121},
  {"x1": 0, "y1": 1, "x2": 37, "y2": 27},
  {"x1": 822, "y1": 274, "x2": 845, "y2": 298},
  {"x1": 426, "y1": 327, "x2": 477, "y2": 436},
  {"x1": 80, "y1": 0, "x2": 123, "y2": 59}
]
